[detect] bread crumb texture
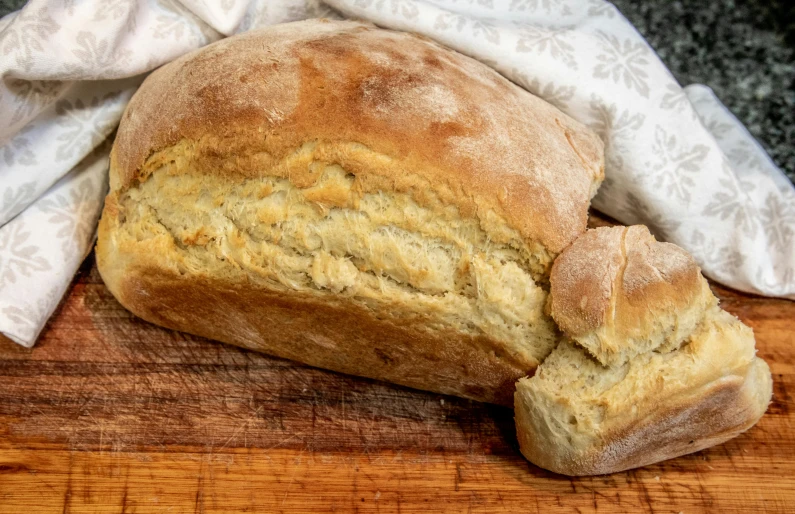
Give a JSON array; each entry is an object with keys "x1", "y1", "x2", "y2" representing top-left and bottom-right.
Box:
[
  {"x1": 516, "y1": 307, "x2": 772, "y2": 475},
  {"x1": 526, "y1": 308, "x2": 755, "y2": 430},
  {"x1": 106, "y1": 141, "x2": 559, "y2": 366}
]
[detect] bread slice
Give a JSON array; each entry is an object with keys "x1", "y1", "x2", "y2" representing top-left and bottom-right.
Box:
[
  {"x1": 96, "y1": 20, "x2": 604, "y2": 406},
  {"x1": 517, "y1": 226, "x2": 772, "y2": 475},
  {"x1": 515, "y1": 308, "x2": 772, "y2": 476}
]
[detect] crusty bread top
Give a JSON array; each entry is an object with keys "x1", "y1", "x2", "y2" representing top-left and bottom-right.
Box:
[
  {"x1": 548, "y1": 225, "x2": 717, "y2": 366},
  {"x1": 110, "y1": 19, "x2": 604, "y2": 253}
]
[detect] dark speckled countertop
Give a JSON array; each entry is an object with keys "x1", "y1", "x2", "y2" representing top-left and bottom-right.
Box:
[{"x1": 2, "y1": 0, "x2": 792, "y2": 182}]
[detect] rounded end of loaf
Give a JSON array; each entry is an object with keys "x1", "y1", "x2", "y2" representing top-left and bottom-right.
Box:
[{"x1": 548, "y1": 225, "x2": 717, "y2": 366}]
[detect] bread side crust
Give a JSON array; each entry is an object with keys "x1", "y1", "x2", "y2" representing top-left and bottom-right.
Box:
[
  {"x1": 97, "y1": 210, "x2": 533, "y2": 406},
  {"x1": 97, "y1": 132, "x2": 566, "y2": 404}
]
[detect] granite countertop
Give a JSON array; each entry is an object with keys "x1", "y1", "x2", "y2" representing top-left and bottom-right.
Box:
[{"x1": 2, "y1": 0, "x2": 792, "y2": 182}]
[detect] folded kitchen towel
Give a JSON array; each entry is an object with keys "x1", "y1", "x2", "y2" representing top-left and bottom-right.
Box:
[{"x1": 1, "y1": 0, "x2": 793, "y2": 347}]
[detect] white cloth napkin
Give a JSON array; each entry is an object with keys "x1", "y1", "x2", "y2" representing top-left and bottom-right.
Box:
[{"x1": 1, "y1": 0, "x2": 793, "y2": 347}]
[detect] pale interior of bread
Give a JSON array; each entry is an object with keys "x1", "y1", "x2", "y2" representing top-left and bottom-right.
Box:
[
  {"x1": 109, "y1": 144, "x2": 559, "y2": 364},
  {"x1": 516, "y1": 306, "x2": 768, "y2": 467}
]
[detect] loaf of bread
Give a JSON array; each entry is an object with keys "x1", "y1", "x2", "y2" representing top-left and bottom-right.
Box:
[
  {"x1": 96, "y1": 19, "x2": 604, "y2": 406},
  {"x1": 515, "y1": 226, "x2": 772, "y2": 475},
  {"x1": 97, "y1": 20, "x2": 771, "y2": 474}
]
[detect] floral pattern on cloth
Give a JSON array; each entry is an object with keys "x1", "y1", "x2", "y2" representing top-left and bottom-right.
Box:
[{"x1": 1, "y1": 0, "x2": 793, "y2": 347}]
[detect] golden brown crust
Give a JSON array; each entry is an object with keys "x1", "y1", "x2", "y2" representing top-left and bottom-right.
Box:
[
  {"x1": 550, "y1": 225, "x2": 706, "y2": 336},
  {"x1": 620, "y1": 225, "x2": 706, "y2": 303},
  {"x1": 548, "y1": 225, "x2": 716, "y2": 365},
  {"x1": 548, "y1": 226, "x2": 625, "y2": 336},
  {"x1": 110, "y1": 19, "x2": 603, "y2": 254}
]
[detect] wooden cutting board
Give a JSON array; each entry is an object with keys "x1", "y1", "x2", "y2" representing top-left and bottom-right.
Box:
[{"x1": 1, "y1": 216, "x2": 793, "y2": 512}]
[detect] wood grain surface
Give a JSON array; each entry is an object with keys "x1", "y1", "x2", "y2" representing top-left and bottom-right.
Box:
[{"x1": 0, "y1": 214, "x2": 793, "y2": 513}]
